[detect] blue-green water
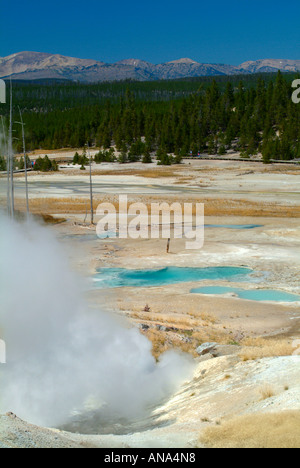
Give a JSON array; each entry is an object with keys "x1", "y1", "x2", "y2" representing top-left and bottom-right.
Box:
[
  {"x1": 191, "y1": 286, "x2": 300, "y2": 302},
  {"x1": 205, "y1": 224, "x2": 263, "y2": 229},
  {"x1": 60, "y1": 231, "x2": 117, "y2": 242},
  {"x1": 93, "y1": 266, "x2": 253, "y2": 289},
  {"x1": 96, "y1": 231, "x2": 118, "y2": 239}
]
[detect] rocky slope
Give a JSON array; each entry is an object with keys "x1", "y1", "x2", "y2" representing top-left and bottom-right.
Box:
[
  {"x1": 0, "y1": 413, "x2": 80, "y2": 448},
  {"x1": 1, "y1": 51, "x2": 300, "y2": 82}
]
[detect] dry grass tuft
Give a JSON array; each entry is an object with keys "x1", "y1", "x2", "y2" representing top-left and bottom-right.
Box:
[
  {"x1": 259, "y1": 384, "x2": 275, "y2": 400},
  {"x1": 199, "y1": 411, "x2": 300, "y2": 448}
]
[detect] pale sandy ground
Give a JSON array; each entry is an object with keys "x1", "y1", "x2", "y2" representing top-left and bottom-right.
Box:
[
  {"x1": 0, "y1": 158, "x2": 299, "y2": 448},
  {"x1": 5, "y1": 157, "x2": 300, "y2": 204},
  {"x1": 53, "y1": 215, "x2": 300, "y2": 351}
]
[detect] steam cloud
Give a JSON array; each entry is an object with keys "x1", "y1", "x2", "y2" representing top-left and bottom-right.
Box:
[{"x1": 0, "y1": 215, "x2": 194, "y2": 428}]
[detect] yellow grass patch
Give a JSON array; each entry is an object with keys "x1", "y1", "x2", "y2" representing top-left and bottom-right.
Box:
[
  {"x1": 92, "y1": 168, "x2": 181, "y2": 178},
  {"x1": 12, "y1": 197, "x2": 91, "y2": 214},
  {"x1": 140, "y1": 324, "x2": 228, "y2": 359},
  {"x1": 145, "y1": 328, "x2": 200, "y2": 358},
  {"x1": 239, "y1": 337, "x2": 294, "y2": 361},
  {"x1": 199, "y1": 411, "x2": 300, "y2": 448},
  {"x1": 9, "y1": 194, "x2": 300, "y2": 218},
  {"x1": 202, "y1": 198, "x2": 300, "y2": 218},
  {"x1": 27, "y1": 148, "x2": 84, "y2": 156}
]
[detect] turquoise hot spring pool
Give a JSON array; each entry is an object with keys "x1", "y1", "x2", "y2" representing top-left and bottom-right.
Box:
[
  {"x1": 190, "y1": 286, "x2": 300, "y2": 303},
  {"x1": 93, "y1": 266, "x2": 253, "y2": 289}
]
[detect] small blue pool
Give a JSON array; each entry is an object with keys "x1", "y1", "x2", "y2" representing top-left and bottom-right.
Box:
[
  {"x1": 97, "y1": 231, "x2": 118, "y2": 239},
  {"x1": 93, "y1": 266, "x2": 253, "y2": 289},
  {"x1": 205, "y1": 224, "x2": 263, "y2": 230},
  {"x1": 60, "y1": 231, "x2": 117, "y2": 242},
  {"x1": 191, "y1": 286, "x2": 300, "y2": 302}
]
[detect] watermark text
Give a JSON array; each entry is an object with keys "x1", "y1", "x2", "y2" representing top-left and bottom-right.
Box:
[
  {"x1": 96, "y1": 196, "x2": 204, "y2": 250},
  {"x1": 292, "y1": 79, "x2": 300, "y2": 104}
]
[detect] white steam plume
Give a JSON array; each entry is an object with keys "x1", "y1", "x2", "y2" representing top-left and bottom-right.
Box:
[{"x1": 0, "y1": 215, "x2": 194, "y2": 428}]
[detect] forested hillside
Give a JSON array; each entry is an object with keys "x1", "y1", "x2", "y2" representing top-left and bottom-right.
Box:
[{"x1": 1, "y1": 71, "x2": 300, "y2": 163}]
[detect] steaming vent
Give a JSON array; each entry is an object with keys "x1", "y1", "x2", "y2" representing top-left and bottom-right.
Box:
[{"x1": 0, "y1": 215, "x2": 194, "y2": 433}]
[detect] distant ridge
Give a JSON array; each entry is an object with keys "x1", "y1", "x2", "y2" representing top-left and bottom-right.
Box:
[
  {"x1": 239, "y1": 59, "x2": 300, "y2": 74},
  {"x1": 1, "y1": 52, "x2": 300, "y2": 82}
]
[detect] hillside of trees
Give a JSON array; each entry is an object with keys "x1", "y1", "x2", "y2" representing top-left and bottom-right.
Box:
[{"x1": 1, "y1": 71, "x2": 299, "y2": 163}]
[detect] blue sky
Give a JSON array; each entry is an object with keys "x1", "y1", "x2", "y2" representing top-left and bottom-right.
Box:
[{"x1": 1, "y1": 0, "x2": 299, "y2": 64}]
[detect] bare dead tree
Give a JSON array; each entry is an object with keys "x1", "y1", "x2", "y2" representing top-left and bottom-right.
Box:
[
  {"x1": 0, "y1": 115, "x2": 10, "y2": 216},
  {"x1": 16, "y1": 107, "x2": 29, "y2": 216},
  {"x1": 88, "y1": 143, "x2": 94, "y2": 225},
  {"x1": 8, "y1": 79, "x2": 14, "y2": 218},
  {"x1": 166, "y1": 238, "x2": 171, "y2": 253}
]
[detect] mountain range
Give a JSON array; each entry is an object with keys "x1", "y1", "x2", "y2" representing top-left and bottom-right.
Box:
[{"x1": 1, "y1": 51, "x2": 300, "y2": 82}]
